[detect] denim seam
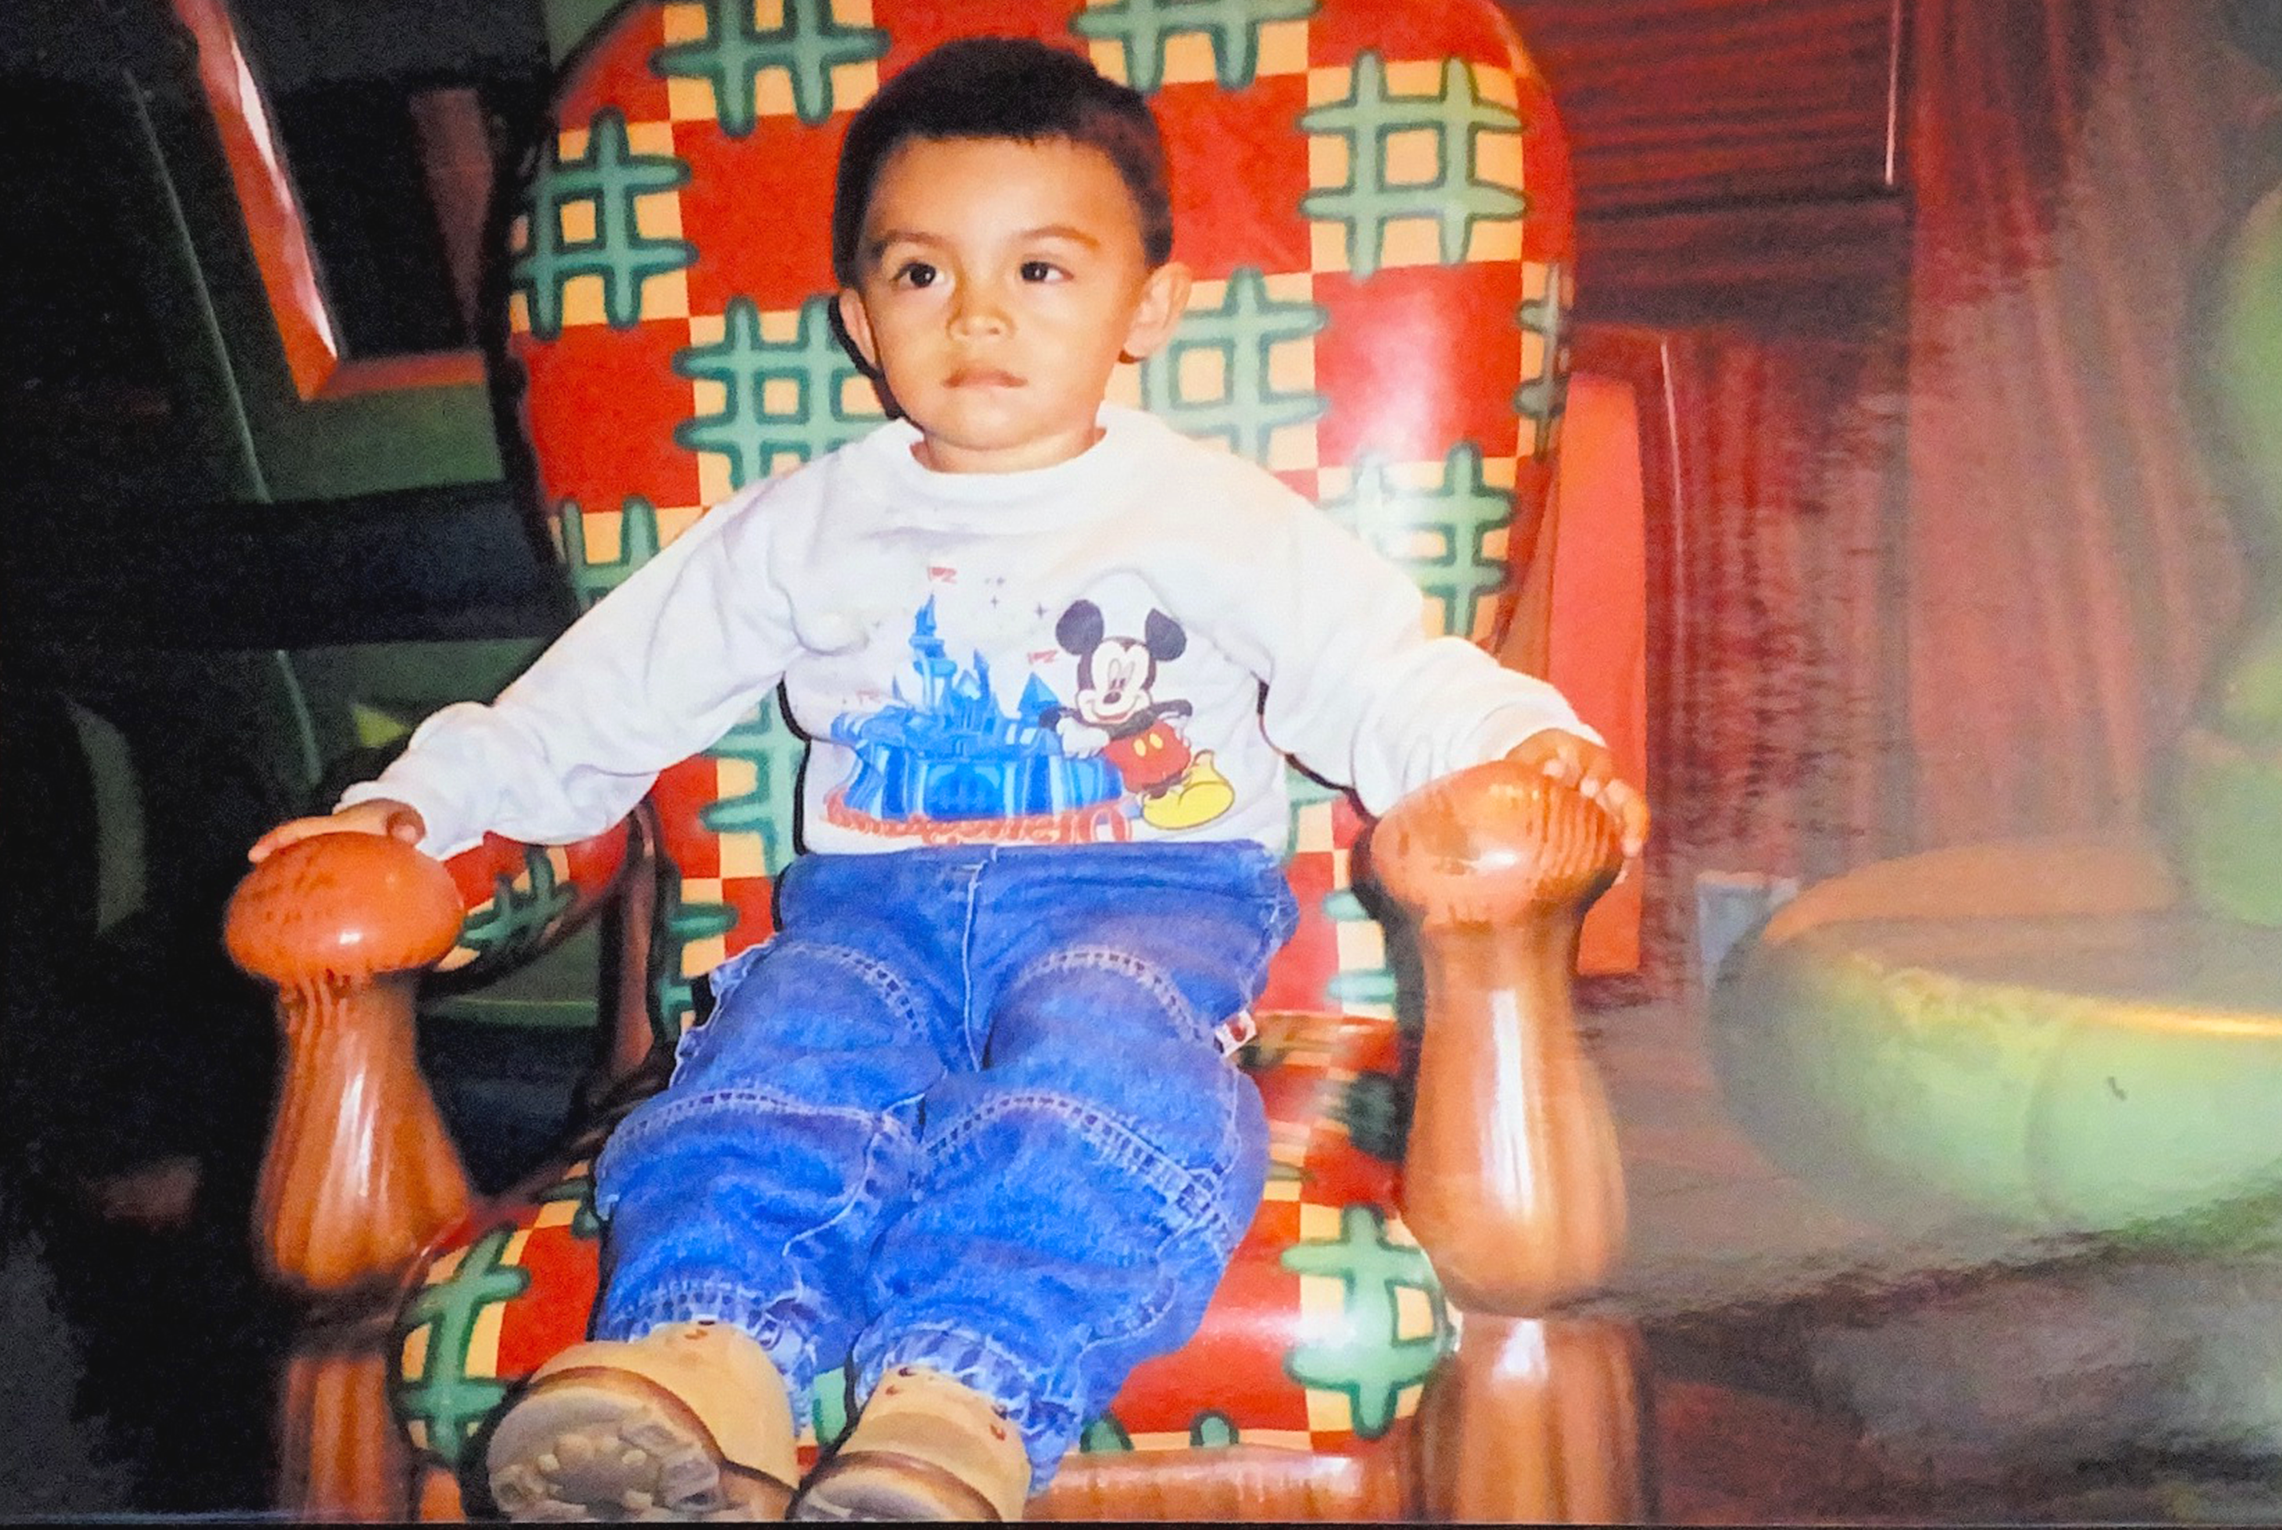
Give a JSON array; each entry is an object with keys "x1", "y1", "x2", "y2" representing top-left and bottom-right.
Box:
[
  {"x1": 600, "y1": 1281, "x2": 809, "y2": 1393},
  {"x1": 595, "y1": 1101, "x2": 920, "y2": 1398},
  {"x1": 1009, "y1": 944, "x2": 1214, "y2": 1050},
  {"x1": 669, "y1": 937, "x2": 927, "y2": 1082},
  {"x1": 958, "y1": 859, "x2": 987, "y2": 1067},
  {"x1": 1061, "y1": 1228, "x2": 1200, "y2": 1397},
  {"x1": 768, "y1": 937, "x2": 929, "y2": 1038},
  {"x1": 606, "y1": 1279, "x2": 787, "y2": 1341},
  {"x1": 779, "y1": 1102, "x2": 921, "y2": 1342},
  {"x1": 863, "y1": 1322, "x2": 1036, "y2": 1397},
  {"x1": 923, "y1": 1090, "x2": 1240, "y2": 1245},
  {"x1": 1244, "y1": 879, "x2": 1300, "y2": 985},
  {"x1": 596, "y1": 1086, "x2": 917, "y2": 1200},
  {"x1": 861, "y1": 1319, "x2": 1132, "y2": 1477},
  {"x1": 1068, "y1": 1248, "x2": 1182, "y2": 1355}
]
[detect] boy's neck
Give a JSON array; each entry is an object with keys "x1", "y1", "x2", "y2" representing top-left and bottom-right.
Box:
[{"x1": 909, "y1": 419, "x2": 1108, "y2": 475}]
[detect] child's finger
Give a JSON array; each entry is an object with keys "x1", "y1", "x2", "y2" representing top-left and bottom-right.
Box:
[
  {"x1": 247, "y1": 821, "x2": 308, "y2": 864},
  {"x1": 1573, "y1": 748, "x2": 1617, "y2": 802},
  {"x1": 1602, "y1": 780, "x2": 1650, "y2": 858},
  {"x1": 1535, "y1": 742, "x2": 1583, "y2": 784}
]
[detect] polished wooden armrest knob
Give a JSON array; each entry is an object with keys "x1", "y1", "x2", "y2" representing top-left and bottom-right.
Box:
[
  {"x1": 227, "y1": 831, "x2": 466, "y2": 986},
  {"x1": 1369, "y1": 758, "x2": 1624, "y2": 929},
  {"x1": 1367, "y1": 760, "x2": 1628, "y2": 1314},
  {"x1": 226, "y1": 834, "x2": 473, "y2": 1298}
]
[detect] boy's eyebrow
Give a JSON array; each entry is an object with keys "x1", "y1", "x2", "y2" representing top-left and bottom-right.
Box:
[
  {"x1": 864, "y1": 224, "x2": 1105, "y2": 258},
  {"x1": 865, "y1": 229, "x2": 947, "y2": 253},
  {"x1": 1017, "y1": 224, "x2": 1104, "y2": 248}
]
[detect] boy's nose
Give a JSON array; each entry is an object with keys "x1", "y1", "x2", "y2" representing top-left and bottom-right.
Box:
[{"x1": 949, "y1": 284, "x2": 1010, "y2": 337}]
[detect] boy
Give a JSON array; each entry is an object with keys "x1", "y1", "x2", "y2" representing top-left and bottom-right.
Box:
[{"x1": 252, "y1": 37, "x2": 1645, "y2": 1522}]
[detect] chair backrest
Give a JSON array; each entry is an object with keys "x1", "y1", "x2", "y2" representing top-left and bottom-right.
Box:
[{"x1": 504, "y1": 0, "x2": 1576, "y2": 1040}]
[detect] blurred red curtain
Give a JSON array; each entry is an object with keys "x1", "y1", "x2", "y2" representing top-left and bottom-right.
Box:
[{"x1": 1903, "y1": 0, "x2": 2264, "y2": 846}]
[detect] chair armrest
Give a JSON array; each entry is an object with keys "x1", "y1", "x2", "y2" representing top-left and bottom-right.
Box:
[
  {"x1": 429, "y1": 822, "x2": 634, "y2": 989},
  {"x1": 225, "y1": 834, "x2": 476, "y2": 1300},
  {"x1": 1366, "y1": 760, "x2": 1628, "y2": 1315}
]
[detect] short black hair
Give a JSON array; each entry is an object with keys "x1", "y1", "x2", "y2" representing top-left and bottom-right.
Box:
[{"x1": 832, "y1": 37, "x2": 1174, "y2": 286}]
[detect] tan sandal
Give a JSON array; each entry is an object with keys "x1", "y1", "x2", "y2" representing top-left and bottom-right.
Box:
[
  {"x1": 792, "y1": 1366, "x2": 1031, "y2": 1522},
  {"x1": 486, "y1": 1322, "x2": 800, "y2": 1521}
]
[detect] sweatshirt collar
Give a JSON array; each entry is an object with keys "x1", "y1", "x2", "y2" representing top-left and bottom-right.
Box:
[{"x1": 844, "y1": 404, "x2": 1157, "y2": 527}]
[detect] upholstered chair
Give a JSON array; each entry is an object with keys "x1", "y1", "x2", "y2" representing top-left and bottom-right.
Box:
[{"x1": 225, "y1": 0, "x2": 1640, "y2": 1518}]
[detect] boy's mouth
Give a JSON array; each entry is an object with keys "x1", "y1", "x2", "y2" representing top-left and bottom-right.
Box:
[{"x1": 947, "y1": 366, "x2": 1022, "y2": 389}]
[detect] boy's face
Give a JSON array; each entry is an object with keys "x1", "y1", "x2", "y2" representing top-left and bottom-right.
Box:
[{"x1": 837, "y1": 135, "x2": 1190, "y2": 474}]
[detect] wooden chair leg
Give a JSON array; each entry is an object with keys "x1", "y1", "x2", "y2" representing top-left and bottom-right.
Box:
[
  {"x1": 1415, "y1": 1315, "x2": 1647, "y2": 1523},
  {"x1": 278, "y1": 1321, "x2": 414, "y2": 1520}
]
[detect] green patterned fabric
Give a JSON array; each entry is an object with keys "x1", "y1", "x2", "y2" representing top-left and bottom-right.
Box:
[
  {"x1": 674, "y1": 297, "x2": 882, "y2": 488},
  {"x1": 1516, "y1": 264, "x2": 1569, "y2": 455},
  {"x1": 1300, "y1": 53, "x2": 1526, "y2": 277},
  {"x1": 394, "y1": 1228, "x2": 534, "y2": 1469},
  {"x1": 1323, "y1": 445, "x2": 1514, "y2": 637},
  {"x1": 1072, "y1": 0, "x2": 1319, "y2": 91},
  {"x1": 559, "y1": 496, "x2": 664, "y2": 612},
  {"x1": 651, "y1": 875, "x2": 737, "y2": 1046},
  {"x1": 512, "y1": 108, "x2": 694, "y2": 338},
  {"x1": 1134, "y1": 267, "x2": 1327, "y2": 462},
  {"x1": 653, "y1": 0, "x2": 889, "y2": 131},
  {"x1": 1280, "y1": 1205, "x2": 1449, "y2": 1438},
  {"x1": 698, "y1": 701, "x2": 804, "y2": 877},
  {"x1": 460, "y1": 847, "x2": 577, "y2": 964}
]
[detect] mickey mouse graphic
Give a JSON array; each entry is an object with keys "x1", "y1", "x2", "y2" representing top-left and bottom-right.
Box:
[{"x1": 1042, "y1": 599, "x2": 1235, "y2": 830}]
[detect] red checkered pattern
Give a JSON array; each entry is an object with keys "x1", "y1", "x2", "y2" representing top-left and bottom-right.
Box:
[
  {"x1": 393, "y1": 1011, "x2": 1430, "y2": 1492},
  {"x1": 431, "y1": 824, "x2": 630, "y2": 983}
]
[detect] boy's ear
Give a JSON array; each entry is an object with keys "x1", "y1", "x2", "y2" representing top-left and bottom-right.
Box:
[
  {"x1": 1121, "y1": 260, "x2": 1192, "y2": 363},
  {"x1": 836, "y1": 287, "x2": 880, "y2": 372}
]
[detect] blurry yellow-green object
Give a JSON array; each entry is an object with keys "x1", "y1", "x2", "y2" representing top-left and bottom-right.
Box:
[
  {"x1": 2179, "y1": 182, "x2": 2282, "y2": 925},
  {"x1": 1716, "y1": 80, "x2": 2282, "y2": 1245},
  {"x1": 1716, "y1": 835, "x2": 2282, "y2": 1245}
]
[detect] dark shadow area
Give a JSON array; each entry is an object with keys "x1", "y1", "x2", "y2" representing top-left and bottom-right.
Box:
[{"x1": 1, "y1": 682, "x2": 288, "y2": 1515}]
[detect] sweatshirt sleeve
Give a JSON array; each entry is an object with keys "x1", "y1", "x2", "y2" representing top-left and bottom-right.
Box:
[
  {"x1": 1225, "y1": 484, "x2": 1598, "y2": 817},
  {"x1": 338, "y1": 488, "x2": 800, "y2": 859}
]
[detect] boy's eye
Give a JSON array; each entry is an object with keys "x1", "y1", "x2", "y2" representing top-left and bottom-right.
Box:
[
  {"x1": 1019, "y1": 260, "x2": 1062, "y2": 283},
  {"x1": 891, "y1": 261, "x2": 938, "y2": 289}
]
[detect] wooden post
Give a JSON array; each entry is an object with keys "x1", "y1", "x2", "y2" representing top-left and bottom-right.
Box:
[
  {"x1": 1371, "y1": 761, "x2": 1644, "y2": 1522},
  {"x1": 226, "y1": 833, "x2": 473, "y2": 1519}
]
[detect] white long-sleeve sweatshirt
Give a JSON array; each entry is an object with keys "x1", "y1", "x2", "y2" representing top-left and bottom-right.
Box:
[{"x1": 343, "y1": 405, "x2": 1593, "y2": 861}]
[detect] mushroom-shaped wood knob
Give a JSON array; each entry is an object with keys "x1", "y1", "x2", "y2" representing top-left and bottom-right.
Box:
[
  {"x1": 1368, "y1": 757, "x2": 1624, "y2": 929},
  {"x1": 226, "y1": 831, "x2": 465, "y2": 985},
  {"x1": 1366, "y1": 760, "x2": 1629, "y2": 1314},
  {"x1": 226, "y1": 833, "x2": 473, "y2": 1298}
]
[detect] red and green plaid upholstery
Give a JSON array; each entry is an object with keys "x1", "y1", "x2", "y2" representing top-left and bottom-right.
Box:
[
  {"x1": 392, "y1": 0, "x2": 1576, "y2": 1506},
  {"x1": 428, "y1": 828, "x2": 630, "y2": 983},
  {"x1": 396, "y1": 1012, "x2": 1438, "y2": 1488}
]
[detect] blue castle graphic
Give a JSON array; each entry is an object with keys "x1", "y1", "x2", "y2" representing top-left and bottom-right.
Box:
[{"x1": 831, "y1": 599, "x2": 1124, "y2": 822}]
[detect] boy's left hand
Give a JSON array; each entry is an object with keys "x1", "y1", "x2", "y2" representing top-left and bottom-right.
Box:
[{"x1": 1506, "y1": 728, "x2": 1649, "y2": 860}]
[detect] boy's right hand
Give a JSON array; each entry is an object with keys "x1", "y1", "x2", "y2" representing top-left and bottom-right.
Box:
[
  {"x1": 247, "y1": 799, "x2": 426, "y2": 864},
  {"x1": 1505, "y1": 728, "x2": 1649, "y2": 861}
]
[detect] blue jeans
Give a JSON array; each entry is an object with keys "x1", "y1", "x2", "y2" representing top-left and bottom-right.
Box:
[{"x1": 589, "y1": 842, "x2": 1298, "y2": 1483}]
